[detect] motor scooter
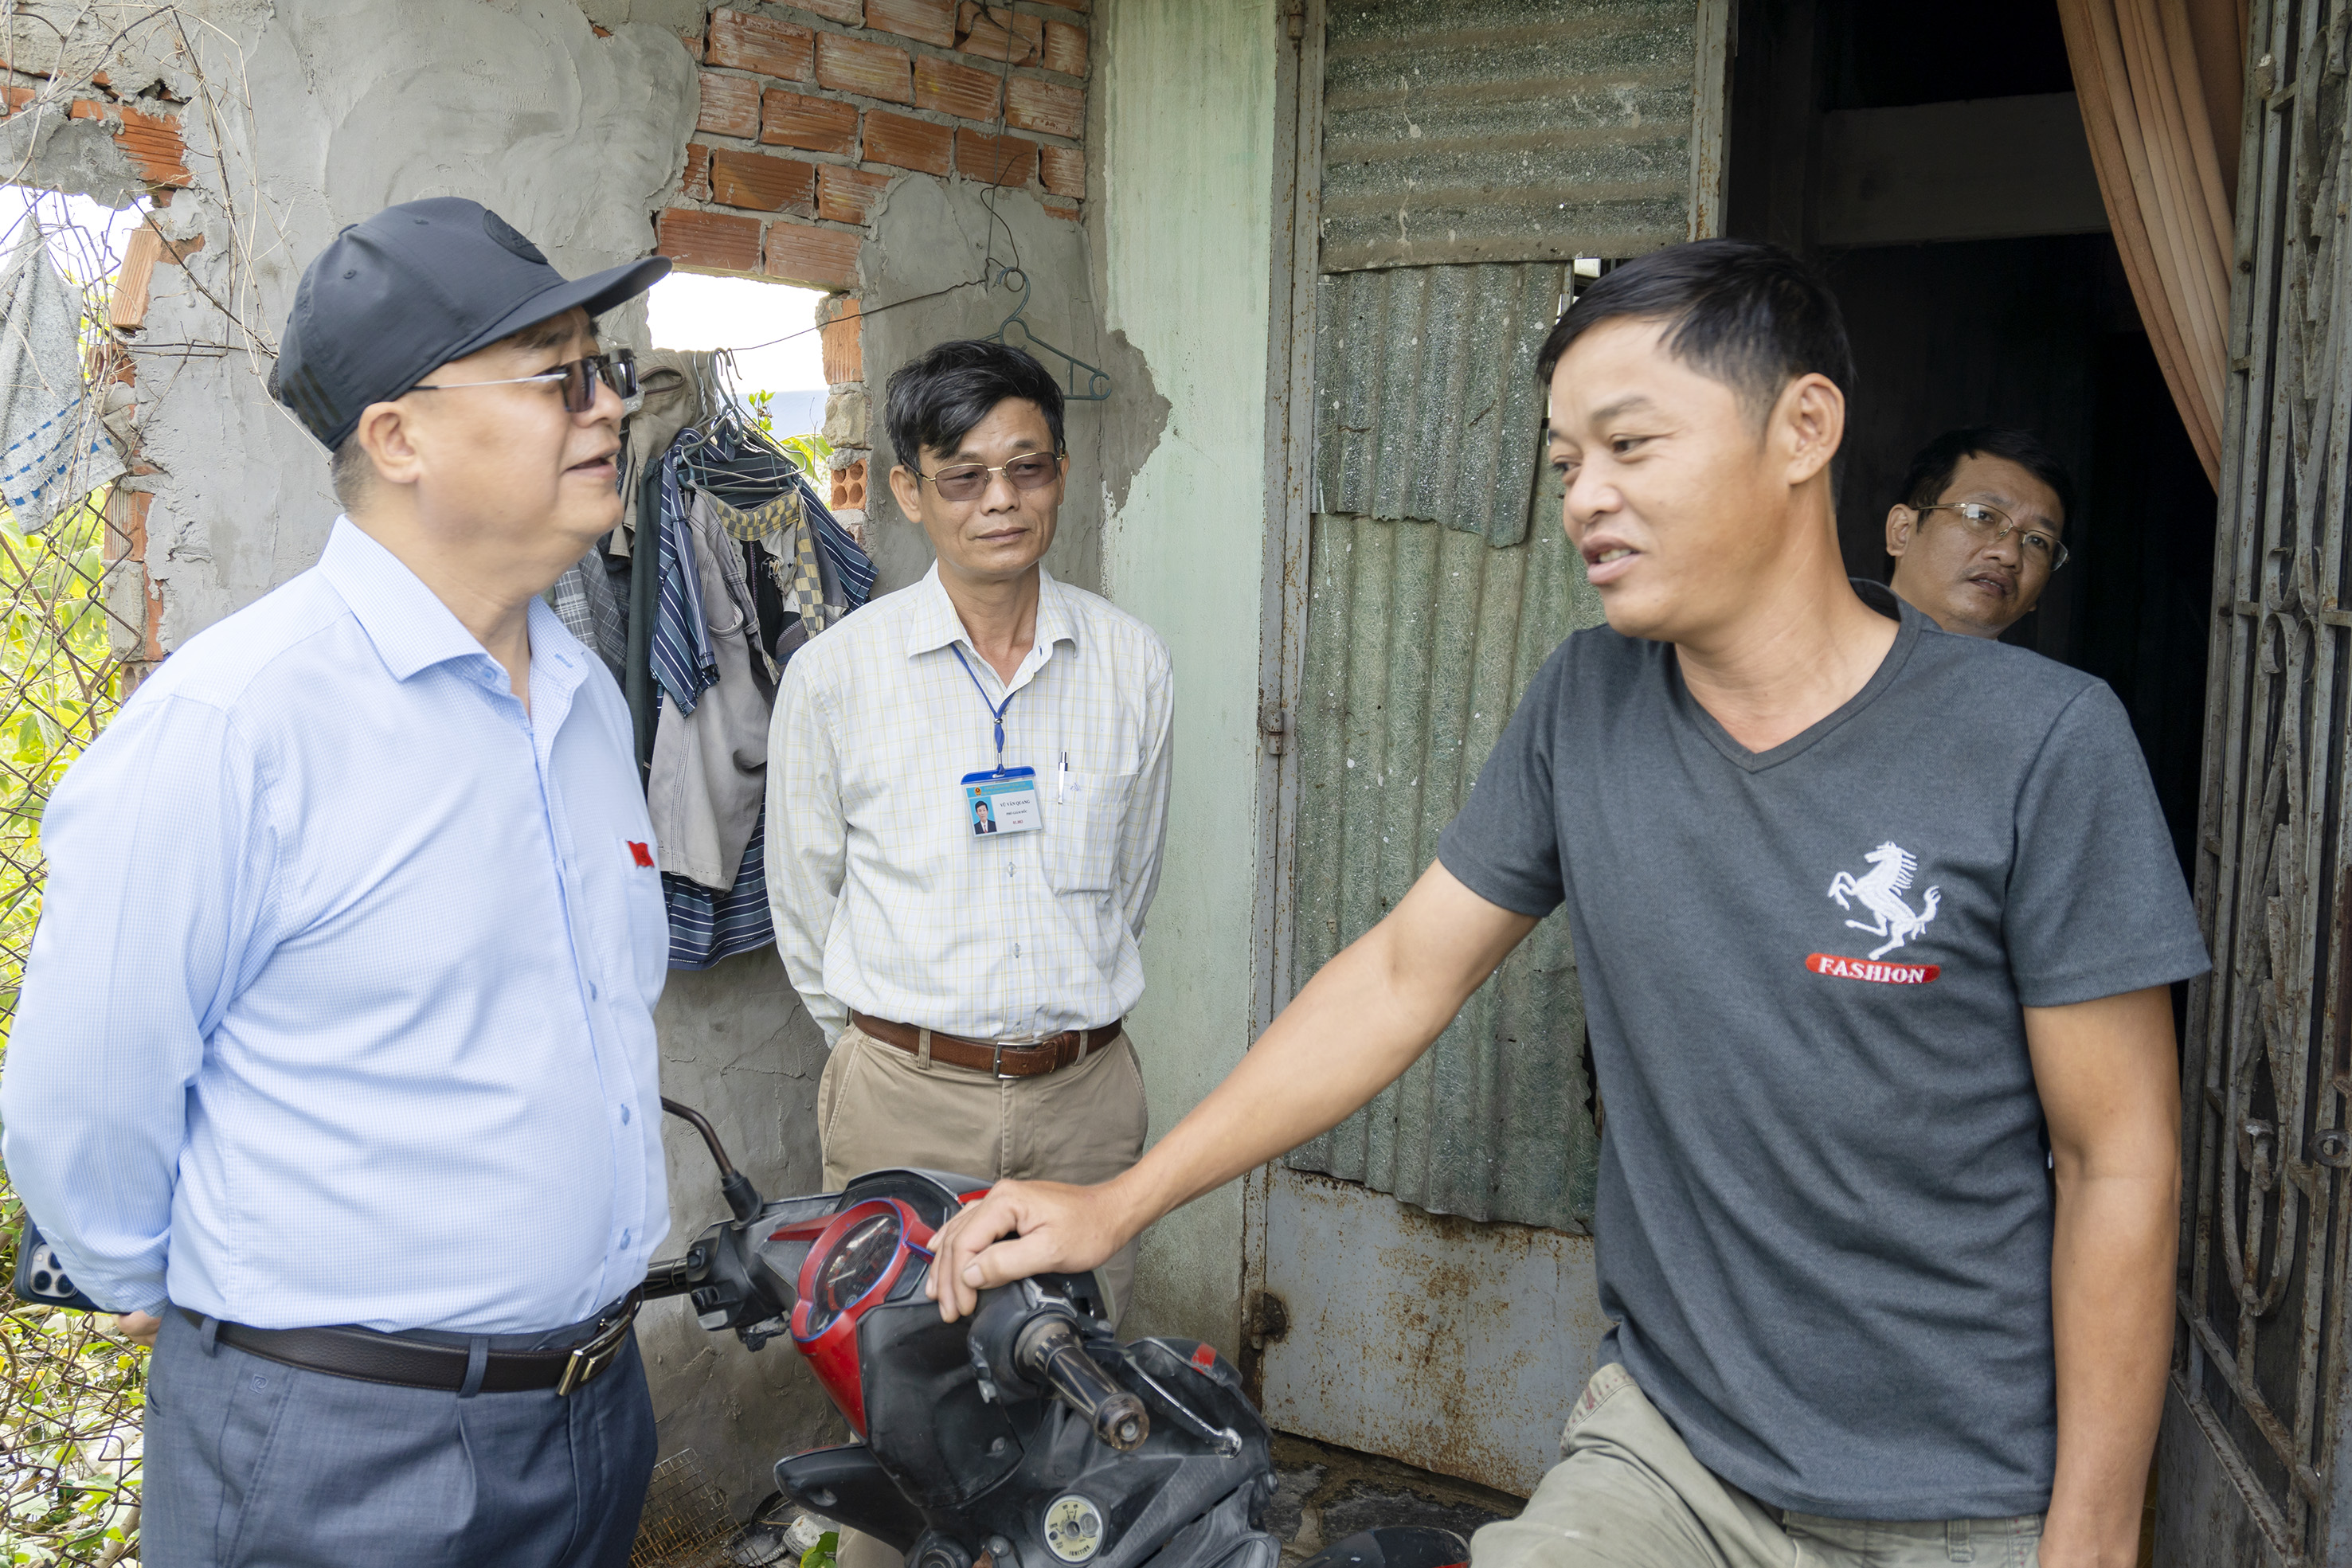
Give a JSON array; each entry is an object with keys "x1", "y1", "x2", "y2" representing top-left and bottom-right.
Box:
[{"x1": 643, "y1": 1100, "x2": 1472, "y2": 1568}]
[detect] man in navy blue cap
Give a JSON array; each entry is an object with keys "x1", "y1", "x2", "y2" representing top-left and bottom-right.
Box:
[{"x1": 2, "y1": 197, "x2": 675, "y2": 1566}]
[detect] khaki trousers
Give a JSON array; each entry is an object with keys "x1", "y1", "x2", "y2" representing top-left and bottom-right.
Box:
[
  {"x1": 1470, "y1": 1364, "x2": 2045, "y2": 1568},
  {"x1": 821, "y1": 1023, "x2": 1149, "y2": 1568},
  {"x1": 816, "y1": 1021, "x2": 1149, "y2": 1322}
]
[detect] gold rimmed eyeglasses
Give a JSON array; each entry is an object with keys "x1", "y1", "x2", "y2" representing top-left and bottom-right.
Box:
[{"x1": 1913, "y1": 501, "x2": 2069, "y2": 573}]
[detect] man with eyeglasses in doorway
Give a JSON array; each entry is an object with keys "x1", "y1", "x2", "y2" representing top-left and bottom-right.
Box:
[
  {"x1": 765, "y1": 339, "x2": 1172, "y2": 1338},
  {"x1": 1884, "y1": 425, "x2": 2073, "y2": 639},
  {"x1": 2, "y1": 197, "x2": 671, "y2": 1566}
]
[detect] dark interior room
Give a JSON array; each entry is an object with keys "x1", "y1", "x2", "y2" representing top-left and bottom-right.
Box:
[{"x1": 1725, "y1": 0, "x2": 2218, "y2": 872}]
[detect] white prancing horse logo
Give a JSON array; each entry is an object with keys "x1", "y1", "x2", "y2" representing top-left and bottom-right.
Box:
[{"x1": 1826, "y1": 841, "x2": 1942, "y2": 960}]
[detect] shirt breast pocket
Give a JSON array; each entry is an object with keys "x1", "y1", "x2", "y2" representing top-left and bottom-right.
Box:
[
  {"x1": 1043, "y1": 771, "x2": 1135, "y2": 895},
  {"x1": 620, "y1": 845, "x2": 671, "y2": 997}
]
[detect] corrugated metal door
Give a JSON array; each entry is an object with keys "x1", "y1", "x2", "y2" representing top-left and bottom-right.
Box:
[
  {"x1": 1247, "y1": 0, "x2": 1732, "y2": 1497},
  {"x1": 2159, "y1": 2, "x2": 2352, "y2": 1563}
]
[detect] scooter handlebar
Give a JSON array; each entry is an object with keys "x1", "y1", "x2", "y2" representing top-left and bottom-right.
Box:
[{"x1": 1014, "y1": 1313, "x2": 1149, "y2": 1452}]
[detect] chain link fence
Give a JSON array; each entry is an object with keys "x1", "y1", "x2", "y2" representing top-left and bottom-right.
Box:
[{"x1": 0, "y1": 189, "x2": 154, "y2": 1567}]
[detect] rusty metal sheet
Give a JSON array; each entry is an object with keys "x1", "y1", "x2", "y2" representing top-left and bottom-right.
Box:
[
  {"x1": 1317, "y1": 0, "x2": 1701, "y2": 271},
  {"x1": 1283, "y1": 509, "x2": 1601, "y2": 1231},
  {"x1": 2166, "y1": 0, "x2": 2352, "y2": 1558},
  {"x1": 1313, "y1": 263, "x2": 1563, "y2": 545},
  {"x1": 1258, "y1": 1166, "x2": 1610, "y2": 1496}
]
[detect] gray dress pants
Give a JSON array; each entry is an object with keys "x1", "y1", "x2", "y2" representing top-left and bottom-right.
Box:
[{"x1": 143, "y1": 1306, "x2": 656, "y2": 1568}]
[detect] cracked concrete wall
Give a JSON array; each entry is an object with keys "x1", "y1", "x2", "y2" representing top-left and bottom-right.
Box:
[
  {"x1": 1094, "y1": 0, "x2": 1279, "y2": 1358},
  {"x1": 857, "y1": 174, "x2": 1165, "y2": 599},
  {"x1": 5, "y1": 0, "x2": 835, "y2": 1516}
]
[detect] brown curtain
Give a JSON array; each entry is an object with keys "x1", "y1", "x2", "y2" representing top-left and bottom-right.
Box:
[{"x1": 2059, "y1": 0, "x2": 2250, "y2": 487}]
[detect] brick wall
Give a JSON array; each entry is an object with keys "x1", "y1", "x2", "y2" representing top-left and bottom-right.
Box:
[{"x1": 656, "y1": 1, "x2": 1090, "y2": 524}]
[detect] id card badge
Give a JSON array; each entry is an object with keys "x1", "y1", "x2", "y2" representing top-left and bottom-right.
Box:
[{"x1": 962, "y1": 767, "x2": 1043, "y2": 836}]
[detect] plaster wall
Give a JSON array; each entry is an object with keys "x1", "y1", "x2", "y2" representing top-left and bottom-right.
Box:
[
  {"x1": 1092, "y1": 0, "x2": 1278, "y2": 1355},
  {"x1": 9, "y1": 0, "x2": 834, "y2": 1515},
  {"x1": 857, "y1": 172, "x2": 1164, "y2": 598}
]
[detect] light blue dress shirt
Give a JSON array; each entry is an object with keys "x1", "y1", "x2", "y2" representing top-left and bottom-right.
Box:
[{"x1": 0, "y1": 520, "x2": 671, "y2": 1333}]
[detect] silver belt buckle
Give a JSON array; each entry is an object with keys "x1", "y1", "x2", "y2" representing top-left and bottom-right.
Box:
[
  {"x1": 995, "y1": 1029, "x2": 1048, "y2": 1079},
  {"x1": 557, "y1": 1302, "x2": 636, "y2": 1397}
]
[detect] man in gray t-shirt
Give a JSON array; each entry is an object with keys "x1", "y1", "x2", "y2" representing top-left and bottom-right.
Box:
[
  {"x1": 926, "y1": 240, "x2": 2205, "y2": 1568},
  {"x1": 1435, "y1": 574, "x2": 2204, "y2": 1520}
]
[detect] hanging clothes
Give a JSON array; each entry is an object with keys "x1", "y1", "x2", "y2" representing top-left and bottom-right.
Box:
[
  {"x1": 544, "y1": 538, "x2": 628, "y2": 685},
  {"x1": 638, "y1": 401, "x2": 873, "y2": 971},
  {"x1": 648, "y1": 489, "x2": 773, "y2": 892},
  {"x1": 0, "y1": 221, "x2": 123, "y2": 531}
]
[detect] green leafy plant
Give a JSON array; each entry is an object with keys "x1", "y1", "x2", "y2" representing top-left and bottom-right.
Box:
[{"x1": 776, "y1": 432, "x2": 833, "y2": 489}]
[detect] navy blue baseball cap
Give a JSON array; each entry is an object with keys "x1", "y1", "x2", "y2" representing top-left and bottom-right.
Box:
[{"x1": 270, "y1": 197, "x2": 671, "y2": 450}]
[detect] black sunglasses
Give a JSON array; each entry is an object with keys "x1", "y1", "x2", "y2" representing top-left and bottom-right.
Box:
[{"x1": 413, "y1": 350, "x2": 639, "y2": 413}]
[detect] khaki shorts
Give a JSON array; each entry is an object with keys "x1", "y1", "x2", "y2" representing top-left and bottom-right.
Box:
[
  {"x1": 816, "y1": 1020, "x2": 1149, "y2": 1321},
  {"x1": 1470, "y1": 1363, "x2": 2045, "y2": 1568}
]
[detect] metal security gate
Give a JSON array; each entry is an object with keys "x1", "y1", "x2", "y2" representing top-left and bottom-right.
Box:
[
  {"x1": 1244, "y1": 0, "x2": 1732, "y2": 1496},
  {"x1": 2163, "y1": 0, "x2": 2352, "y2": 1562}
]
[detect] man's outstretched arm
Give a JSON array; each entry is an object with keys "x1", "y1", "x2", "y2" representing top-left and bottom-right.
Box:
[
  {"x1": 2029, "y1": 984, "x2": 2180, "y2": 1568},
  {"x1": 926, "y1": 861, "x2": 1539, "y2": 1320}
]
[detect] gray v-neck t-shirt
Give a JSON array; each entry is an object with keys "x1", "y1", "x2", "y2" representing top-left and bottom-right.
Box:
[{"x1": 1435, "y1": 582, "x2": 2208, "y2": 1518}]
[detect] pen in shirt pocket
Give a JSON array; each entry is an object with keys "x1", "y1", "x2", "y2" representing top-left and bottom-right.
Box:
[{"x1": 1058, "y1": 750, "x2": 1068, "y2": 803}]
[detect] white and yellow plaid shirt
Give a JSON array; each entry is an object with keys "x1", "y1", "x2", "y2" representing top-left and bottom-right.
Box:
[{"x1": 765, "y1": 564, "x2": 1173, "y2": 1044}]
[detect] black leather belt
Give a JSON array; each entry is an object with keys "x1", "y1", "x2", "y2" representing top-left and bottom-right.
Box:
[{"x1": 181, "y1": 1289, "x2": 640, "y2": 1396}]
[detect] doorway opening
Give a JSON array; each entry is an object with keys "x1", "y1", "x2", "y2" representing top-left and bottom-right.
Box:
[{"x1": 1726, "y1": 0, "x2": 2217, "y2": 875}]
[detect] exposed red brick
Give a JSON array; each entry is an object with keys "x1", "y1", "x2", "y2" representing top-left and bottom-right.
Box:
[
  {"x1": 821, "y1": 297, "x2": 863, "y2": 382},
  {"x1": 104, "y1": 488, "x2": 162, "y2": 666},
  {"x1": 1005, "y1": 76, "x2": 1082, "y2": 140},
  {"x1": 816, "y1": 33, "x2": 911, "y2": 104},
  {"x1": 590, "y1": 22, "x2": 612, "y2": 37},
  {"x1": 681, "y1": 142, "x2": 713, "y2": 201},
  {"x1": 115, "y1": 106, "x2": 190, "y2": 187},
  {"x1": 659, "y1": 207, "x2": 763, "y2": 274},
  {"x1": 817, "y1": 164, "x2": 894, "y2": 225},
  {"x1": 698, "y1": 71, "x2": 761, "y2": 138},
  {"x1": 1038, "y1": 143, "x2": 1083, "y2": 197},
  {"x1": 157, "y1": 229, "x2": 204, "y2": 264},
  {"x1": 955, "y1": 2, "x2": 1041, "y2": 64},
  {"x1": 710, "y1": 147, "x2": 816, "y2": 213},
  {"x1": 764, "y1": 220, "x2": 861, "y2": 291},
  {"x1": 831, "y1": 456, "x2": 869, "y2": 510},
  {"x1": 706, "y1": 8, "x2": 814, "y2": 79},
  {"x1": 956, "y1": 127, "x2": 1036, "y2": 187},
  {"x1": 863, "y1": 109, "x2": 953, "y2": 174},
  {"x1": 67, "y1": 98, "x2": 101, "y2": 120},
  {"x1": 911, "y1": 54, "x2": 1000, "y2": 122},
  {"x1": 111, "y1": 226, "x2": 158, "y2": 329},
  {"x1": 1043, "y1": 197, "x2": 1080, "y2": 221},
  {"x1": 1042, "y1": 18, "x2": 1086, "y2": 76},
  {"x1": 867, "y1": 0, "x2": 956, "y2": 47},
  {"x1": 0, "y1": 84, "x2": 33, "y2": 119},
  {"x1": 795, "y1": 0, "x2": 864, "y2": 19},
  {"x1": 760, "y1": 88, "x2": 857, "y2": 153}
]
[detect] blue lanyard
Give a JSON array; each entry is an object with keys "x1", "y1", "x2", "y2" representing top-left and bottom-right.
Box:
[{"x1": 949, "y1": 644, "x2": 1017, "y2": 772}]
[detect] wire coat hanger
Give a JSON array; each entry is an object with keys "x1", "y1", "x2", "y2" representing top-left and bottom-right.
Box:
[{"x1": 980, "y1": 264, "x2": 1110, "y2": 402}]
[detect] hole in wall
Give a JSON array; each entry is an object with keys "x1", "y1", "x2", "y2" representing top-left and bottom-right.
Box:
[{"x1": 645, "y1": 272, "x2": 828, "y2": 438}]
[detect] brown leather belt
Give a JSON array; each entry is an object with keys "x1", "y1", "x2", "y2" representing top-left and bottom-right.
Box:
[
  {"x1": 851, "y1": 1011, "x2": 1123, "y2": 1078},
  {"x1": 180, "y1": 1289, "x2": 640, "y2": 1396}
]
